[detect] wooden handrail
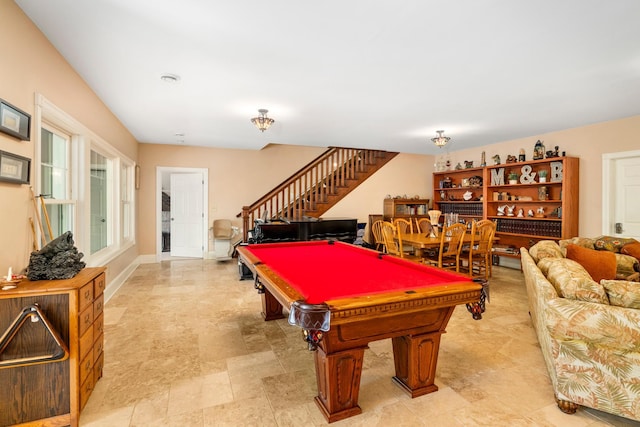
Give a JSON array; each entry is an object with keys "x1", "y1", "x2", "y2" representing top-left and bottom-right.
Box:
[{"x1": 239, "y1": 147, "x2": 391, "y2": 241}]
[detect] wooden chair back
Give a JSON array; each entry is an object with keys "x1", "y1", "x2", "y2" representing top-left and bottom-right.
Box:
[
  {"x1": 438, "y1": 223, "x2": 467, "y2": 271},
  {"x1": 381, "y1": 221, "x2": 402, "y2": 257},
  {"x1": 371, "y1": 220, "x2": 386, "y2": 252},
  {"x1": 466, "y1": 219, "x2": 497, "y2": 278},
  {"x1": 415, "y1": 218, "x2": 433, "y2": 234},
  {"x1": 393, "y1": 218, "x2": 413, "y2": 235}
]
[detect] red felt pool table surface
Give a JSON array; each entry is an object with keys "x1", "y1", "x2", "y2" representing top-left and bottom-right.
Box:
[{"x1": 242, "y1": 240, "x2": 473, "y2": 304}]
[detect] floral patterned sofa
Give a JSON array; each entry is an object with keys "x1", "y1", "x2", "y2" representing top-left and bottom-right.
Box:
[{"x1": 521, "y1": 237, "x2": 640, "y2": 421}]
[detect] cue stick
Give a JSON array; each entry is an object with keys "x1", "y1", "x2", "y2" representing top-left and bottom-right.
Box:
[
  {"x1": 39, "y1": 194, "x2": 54, "y2": 241},
  {"x1": 29, "y1": 217, "x2": 38, "y2": 250},
  {"x1": 29, "y1": 187, "x2": 47, "y2": 247}
]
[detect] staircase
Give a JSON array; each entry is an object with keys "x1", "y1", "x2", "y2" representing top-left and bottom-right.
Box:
[{"x1": 239, "y1": 147, "x2": 399, "y2": 241}]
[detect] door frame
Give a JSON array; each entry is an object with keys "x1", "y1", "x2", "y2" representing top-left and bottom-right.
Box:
[
  {"x1": 156, "y1": 166, "x2": 208, "y2": 262},
  {"x1": 602, "y1": 149, "x2": 640, "y2": 235}
]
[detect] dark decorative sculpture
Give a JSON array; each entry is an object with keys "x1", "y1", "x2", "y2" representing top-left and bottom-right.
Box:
[{"x1": 27, "y1": 231, "x2": 85, "y2": 280}]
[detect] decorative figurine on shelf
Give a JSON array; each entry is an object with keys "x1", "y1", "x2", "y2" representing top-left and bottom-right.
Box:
[
  {"x1": 533, "y1": 140, "x2": 545, "y2": 160},
  {"x1": 455, "y1": 162, "x2": 463, "y2": 170},
  {"x1": 527, "y1": 209, "x2": 535, "y2": 217},
  {"x1": 464, "y1": 160, "x2": 474, "y2": 169},
  {"x1": 506, "y1": 205, "x2": 516, "y2": 217},
  {"x1": 506, "y1": 154, "x2": 517, "y2": 163},
  {"x1": 492, "y1": 154, "x2": 501, "y2": 165},
  {"x1": 440, "y1": 190, "x2": 446, "y2": 200},
  {"x1": 463, "y1": 191, "x2": 473, "y2": 201},
  {"x1": 518, "y1": 148, "x2": 526, "y2": 162},
  {"x1": 497, "y1": 205, "x2": 506, "y2": 216},
  {"x1": 481, "y1": 151, "x2": 486, "y2": 167},
  {"x1": 545, "y1": 145, "x2": 560, "y2": 158},
  {"x1": 535, "y1": 206, "x2": 546, "y2": 218},
  {"x1": 445, "y1": 159, "x2": 451, "y2": 170},
  {"x1": 517, "y1": 208, "x2": 524, "y2": 218}
]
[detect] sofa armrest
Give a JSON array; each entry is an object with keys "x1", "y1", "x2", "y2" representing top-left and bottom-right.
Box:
[
  {"x1": 546, "y1": 298, "x2": 640, "y2": 351},
  {"x1": 615, "y1": 253, "x2": 640, "y2": 278}
]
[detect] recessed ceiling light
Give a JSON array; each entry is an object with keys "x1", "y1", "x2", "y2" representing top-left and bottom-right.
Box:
[
  {"x1": 160, "y1": 73, "x2": 180, "y2": 83},
  {"x1": 175, "y1": 133, "x2": 185, "y2": 137}
]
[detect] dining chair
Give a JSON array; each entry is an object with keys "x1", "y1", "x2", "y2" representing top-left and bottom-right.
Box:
[
  {"x1": 393, "y1": 218, "x2": 415, "y2": 254},
  {"x1": 371, "y1": 219, "x2": 386, "y2": 252},
  {"x1": 461, "y1": 219, "x2": 497, "y2": 279},
  {"x1": 424, "y1": 223, "x2": 467, "y2": 272},
  {"x1": 393, "y1": 218, "x2": 414, "y2": 234},
  {"x1": 415, "y1": 218, "x2": 433, "y2": 235},
  {"x1": 381, "y1": 221, "x2": 420, "y2": 261}
]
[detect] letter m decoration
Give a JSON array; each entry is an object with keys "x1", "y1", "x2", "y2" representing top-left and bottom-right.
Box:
[{"x1": 491, "y1": 168, "x2": 505, "y2": 186}]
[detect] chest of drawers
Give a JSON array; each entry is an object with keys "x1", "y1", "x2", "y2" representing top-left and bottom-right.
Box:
[{"x1": 0, "y1": 267, "x2": 106, "y2": 427}]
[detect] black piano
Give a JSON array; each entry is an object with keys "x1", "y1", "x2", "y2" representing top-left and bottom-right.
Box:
[{"x1": 252, "y1": 217, "x2": 357, "y2": 244}]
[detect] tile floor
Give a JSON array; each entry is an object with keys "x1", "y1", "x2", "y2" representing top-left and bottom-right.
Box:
[{"x1": 80, "y1": 259, "x2": 640, "y2": 427}]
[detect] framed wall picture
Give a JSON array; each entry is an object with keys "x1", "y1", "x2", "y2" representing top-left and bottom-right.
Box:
[
  {"x1": 0, "y1": 150, "x2": 31, "y2": 184},
  {"x1": 0, "y1": 99, "x2": 31, "y2": 141}
]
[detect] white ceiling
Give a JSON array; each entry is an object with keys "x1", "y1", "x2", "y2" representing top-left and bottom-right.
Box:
[{"x1": 16, "y1": 0, "x2": 640, "y2": 155}]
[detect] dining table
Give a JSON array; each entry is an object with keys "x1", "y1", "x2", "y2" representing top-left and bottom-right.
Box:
[{"x1": 397, "y1": 232, "x2": 499, "y2": 258}]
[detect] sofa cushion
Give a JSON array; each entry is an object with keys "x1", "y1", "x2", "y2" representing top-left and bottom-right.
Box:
[
  {"x1": 601, "y1": 279, "x2": 640, "y2": 309},
  {"x1": 559, "y1": 237, "x2": 595, "y2": 251},
  {"x1": 594, "y1": 236, "x2": 638, "y2": 253},
  {"x1": 615, "y1": 253, "x2": 640, "y2": 278},
  {"x1": 537, "y1": 256, "x2": 565, "y2": 276},
  {"x1": 546, "y1": 258, "x2": 609, "y2": 304},
  {"x1": 529, "y1": 240, "x2": 564, "y2": 263},
  {"x1": 621, "y1": 241, "x2": 640, "y2": 260},
  {"x1": 565, "y1": 244, "x2": 617, "y2": 283}
]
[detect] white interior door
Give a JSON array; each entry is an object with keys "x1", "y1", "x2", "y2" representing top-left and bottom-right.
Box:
[
  {"x1": 614, "y1": 156, "x2": 640, "y2": 239},
  {"x1": 170, "y1": 173, "x2": 204, "y2": 257}
]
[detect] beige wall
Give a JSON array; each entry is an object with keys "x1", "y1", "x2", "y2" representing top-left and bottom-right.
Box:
[
  {"x1": 440, "y1": 115, "x2": 640, "y2": 237},
  {"x1": 137, "y1": 144, "x2": 433, "y2": 254},
  {"x1": 0, "y1": 2, "x2": 138, "y2": 279}
]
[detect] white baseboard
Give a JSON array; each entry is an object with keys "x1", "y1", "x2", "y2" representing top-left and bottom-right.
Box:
[
  {"x1": 103, "y1": 261, "x2": 138, "y2": 303},
  {"x1": 137, "y1": 254, "x2": 157, "y2": 264}
]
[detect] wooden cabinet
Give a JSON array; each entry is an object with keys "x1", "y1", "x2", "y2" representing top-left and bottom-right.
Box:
[
  {"x1": 383, "y1": 198, "x2": 430, "y2": 222},
  {"x1": 0, "y1": 267, "x2": 106, "y2": 427},
  {"x1": 486, "y1": 157, "x2": 579, "y2": 259},
  {"x1": 433, "y1": 166, "x2": 486, "y2": 223}
]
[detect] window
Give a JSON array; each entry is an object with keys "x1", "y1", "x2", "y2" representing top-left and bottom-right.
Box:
[
  {"x1": 90, "y1": 150, "x2": 111, "y2": 254},
  {"x1": 40, "y1": 125, "x2": 75, "y2": 240},
  {"x1": 121, "y1": 162, "x2": 135, "y2": 243},
  {"x1": 36, "y1": 93, "x2": 135, "y2": 265}
]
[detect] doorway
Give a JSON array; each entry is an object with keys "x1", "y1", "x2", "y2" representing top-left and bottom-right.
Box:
[
  {"x1": 156, "y1": 167, "x2": 208, "y2": 261},
  {"x1": 603, "y1": 149, "x2": 640, "y2": 239}
]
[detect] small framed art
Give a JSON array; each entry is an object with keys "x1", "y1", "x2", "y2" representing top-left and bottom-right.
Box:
[
  {"x1": 0, "y1": 99, "x2": 31, "y2": 141},
  {"x1": 0, "y1": 150, "x2": 31, "y2": 184}
]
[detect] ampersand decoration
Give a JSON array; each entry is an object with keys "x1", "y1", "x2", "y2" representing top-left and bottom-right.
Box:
[{"x1": 519, "y1": 165, "x2": 537, "y2": 184}]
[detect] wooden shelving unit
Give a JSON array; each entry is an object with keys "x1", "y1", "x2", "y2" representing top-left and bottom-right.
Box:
[
  {"x1": 383, "y1": 198, "x2": 430, "y2": 222},
  {"x1": 486, "y1": 156, "x2": 579, "y2": 259},
  {"x1": 433, "y1": 166, "x2": 486, "y2": 223},
  {"x1": 432, "y1": 157, "x2": 579, "y2": 261}
]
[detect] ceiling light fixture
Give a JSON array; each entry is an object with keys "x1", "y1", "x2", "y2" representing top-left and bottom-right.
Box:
[
  {"x1": 160, "y1": 73, "x2": 180, "y2": 83},
  {"x1": 431, "y1": 130, "x2": 451, "y2": 148},
  {"x1": 251, "y1": 109, "x2": 275, "y2": 132}
]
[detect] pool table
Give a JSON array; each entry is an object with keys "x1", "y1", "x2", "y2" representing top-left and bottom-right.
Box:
[{"x1": 237, "y1": 240, "x2": 486, "y2": 423}]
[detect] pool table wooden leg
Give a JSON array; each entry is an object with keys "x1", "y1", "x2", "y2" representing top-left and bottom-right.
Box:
[
  {"x1": 313, "y1": 346, "x2": 366, "y2": 423},
  {"x1": 391, "y1": 332, "x2": 441, "y2": 397},
  {"x1": 260, "y1": 289, "x2": 285, "y2": 321}
]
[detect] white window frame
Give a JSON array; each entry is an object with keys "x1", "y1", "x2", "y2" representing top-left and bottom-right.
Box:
[
  {"x1": 34, "y1": 93, "x2": 135, "y2": 267},
  {"x1": 39, "y1": 122, "x2": 76, "y2": 240}
]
